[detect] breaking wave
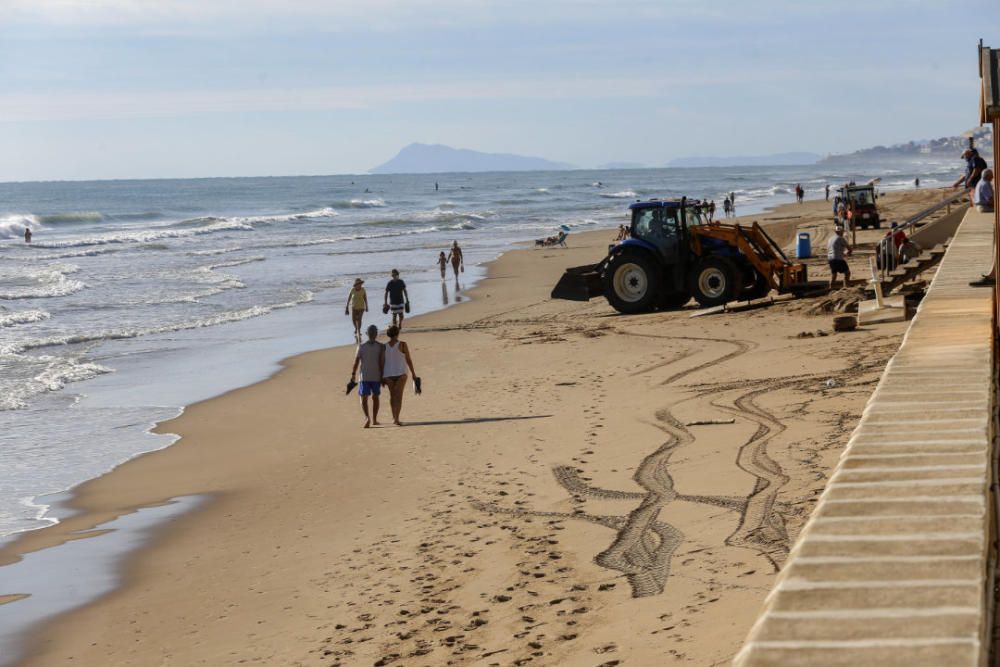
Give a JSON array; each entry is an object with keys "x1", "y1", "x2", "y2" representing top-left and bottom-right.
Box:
[{"x1": 0, "y1": 309, "x2": 51, "y2": 327}]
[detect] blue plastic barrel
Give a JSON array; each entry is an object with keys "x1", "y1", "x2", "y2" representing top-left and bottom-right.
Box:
[{"x1": 796, "y1": 232, "x2": 811, "y2": 259}]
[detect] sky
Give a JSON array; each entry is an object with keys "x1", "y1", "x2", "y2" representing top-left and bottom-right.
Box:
[{"x1": 1, "y1": 0, "x2": 998, "y2": 181}]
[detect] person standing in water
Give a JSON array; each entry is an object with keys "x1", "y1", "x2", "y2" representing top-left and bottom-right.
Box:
[
  {"x1": 382, "y1": 325, "x2": 419, "y2": 426},
  {"x1": 437, "y1": 251, "x2": 448, "y2": 279},
  {"x1": 23, "y1": 227, "x2": 32, "y2": 243},
  {"x1": 435, "y1": 181, "x2": 439, "y2": 191},
  {"x1": 345, "y1": 278, "x2": 368, "y2": 341},
  {"x1": 350, "y1": 324, "x2": 384, "y2": 428},
  {"x1": 446, "y1": 241, "x2": 464, "y2": 280}
]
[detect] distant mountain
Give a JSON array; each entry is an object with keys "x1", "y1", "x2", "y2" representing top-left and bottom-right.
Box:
[
  {"x1": 819, "y1": 127, "x2": 993, "y2": 164},
  {"x1": 370, "y1": 143, "x2": 574, "y2": 174},
  {"x1": 596, "y1": 161, "x2": 648, "y2": 170},
  {"x1": 666, "y1": 152, "x2": 821, "y2": 168}
]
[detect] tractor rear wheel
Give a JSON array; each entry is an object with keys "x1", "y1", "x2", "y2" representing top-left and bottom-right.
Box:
[
  {"x1": 690, "y1": 257, "x2": 741, "y2": 308},
  {"x1": 742, "y1": 270, "x2": 771, "y2": 300},
  {"x1": 603, "y1": 252, "x2": 662, "y2": 314}
]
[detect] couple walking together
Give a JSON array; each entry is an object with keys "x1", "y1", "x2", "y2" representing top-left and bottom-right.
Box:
[{"x1": 350, "y1": 324, "x2": 419, "y2": 428}]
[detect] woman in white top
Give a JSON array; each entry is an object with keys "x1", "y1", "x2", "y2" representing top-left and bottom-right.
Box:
[{"x1": 382, "y1": 325, "x2": 418, "y2": 426}]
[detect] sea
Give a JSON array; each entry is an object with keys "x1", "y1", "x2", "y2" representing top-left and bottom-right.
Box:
[{"x1": 0, "y1": 158, "x2": 959, "y2": 540}]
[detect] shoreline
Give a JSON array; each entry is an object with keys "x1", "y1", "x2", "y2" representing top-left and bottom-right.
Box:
[{"x1": 0, "y1": 189, "x2": 950, "y2": 665}]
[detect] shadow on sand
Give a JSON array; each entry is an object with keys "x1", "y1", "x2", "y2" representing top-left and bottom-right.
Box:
[{"x1": 403, "y1": 415, "x2": 552, "y2": 427}]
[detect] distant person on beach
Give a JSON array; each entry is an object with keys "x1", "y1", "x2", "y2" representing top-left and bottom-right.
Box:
[
  {"x1": 974, "y1": 169, "x2": 994, "y2": 213},
  {"x1": 915, "y1": 177, "x2": 920, "y2": 188},
  {"x1": 953, "y1": 148, "x2": 987, "y2": 207},
  {"x1": 345, "y1": 278, "x2": 369, "y2": 341},
  {"x1": 722, "y1": 198, "x2": 732, "y2": 218},
  {"x1": 836, "y1": 200, "x2": 847, "y2": 227},
  {"x1": 435, "y1": 181, "x2": 439, "y2": 191},
  {"x1": 382, "y1": 325, "x2": 419, "y2": 426},
  {"x1": 350, "y1": 324, "x2": 384, "y2": 428},
  {"x1": 437, "y1": 251, "x2": 448, "y2": 279},
  {"x1": 707, "y1": 200, "x2": 716, "y2": 222},
  {"x1": 827, "y1": 226, "x2": 852, "y2": 289},
  {"x1": 447, "y1": 241, "x2": 464, "y2": 279},
  {"x1": 795, "y1": 184, "x2": 804, "y2": 203},
  {"x1": 729, "y1": 196, "x2": 736, "y2": 216},
  {"x1": 825, "y1": 184, "x2": 830, "y2": 201},
  {"x1": 384, "y1": 269, "x2": 409, "y2": 329},
  {"x1": 23, "y1": 227, "x2": 31, "y2": 243}
]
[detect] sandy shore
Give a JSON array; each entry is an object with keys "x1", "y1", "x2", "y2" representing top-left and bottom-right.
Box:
[{"x1": 1, "y1": 189, "x2": 951, "y2": 666}]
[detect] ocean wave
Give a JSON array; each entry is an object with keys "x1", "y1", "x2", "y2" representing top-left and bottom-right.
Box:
[
  {"x1": 0, "y1": 309, "x2": 50, "y2": 327},
  {"x1": 0, "y1": 215, "x2": 37, "y2": 239},
  {"x1": 27, "y1": 247, "x2": 121, "y2": 261},
  {"x1": 232, "y1": 207, "x2": 339, "y2": 224},
  {"x1": 331, "y1": 198, "x2": 386, "y2": 209},
  {"x1": 0, "y1": 355, "x2": 113, "y2": 411},
  {"x1": 599, "y1": 190, "x2": 638, "y2": 199},
  {"x1": 0, "y1": 265, "x2": 85, "y2": 300},
  {"x1": 35, "y1": 212, "x2": 104, "y2": 224},
  {"x1": 30, "y1": 218, "x2": 254, "y2": 250},
  {"x1": 203, "y1": 256, "x2": 265, "y2": 271},
  {"x1": 0, "y1": 291, "x2": 314, "y2": 360}
]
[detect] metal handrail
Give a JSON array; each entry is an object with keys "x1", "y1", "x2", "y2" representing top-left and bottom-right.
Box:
[{"x1": 876, "y1": 189, "x2": 967, "y2": 282}]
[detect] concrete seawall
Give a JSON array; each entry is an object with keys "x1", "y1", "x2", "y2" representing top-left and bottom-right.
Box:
[{"x1": 734, "y1": 208, "x2": 996, "y2": 667}]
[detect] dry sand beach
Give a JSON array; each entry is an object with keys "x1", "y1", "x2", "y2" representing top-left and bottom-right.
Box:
[{"x1": 1, "y1": 189, "x2": 953, "y2": 665}]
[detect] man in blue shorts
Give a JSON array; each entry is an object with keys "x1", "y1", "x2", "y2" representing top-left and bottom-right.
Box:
[{"x1": 350, "y1": 324, "x2": 384, "y2": 428}]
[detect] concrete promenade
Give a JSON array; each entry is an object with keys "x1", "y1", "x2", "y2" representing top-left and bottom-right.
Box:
[{"x1": 734, "y1": 209, "x2": 996, "y2": 667}]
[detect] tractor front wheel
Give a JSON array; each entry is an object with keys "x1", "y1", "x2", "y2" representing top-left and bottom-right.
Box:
[
  {"x1": 690, "y1": 257, "x2": 741, "y2": 308},
  {"x1": 603, "y1": 252, "x2": 662, "y2": 314}
]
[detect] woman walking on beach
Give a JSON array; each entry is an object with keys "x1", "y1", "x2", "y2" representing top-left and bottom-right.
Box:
[
  {"x1": 447, "y1": 241, "x2": 464, "y2": 279},
  {"x1": 382, "y1": 325, "x2": 418, "y2": 426},
  {"x1": 345, "y1": 278, "x2": 368, "y2": 341}
]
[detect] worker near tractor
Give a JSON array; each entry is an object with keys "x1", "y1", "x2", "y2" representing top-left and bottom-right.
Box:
[{"x1": 827, "y1": 226, "x2": 852, "y2": 289}]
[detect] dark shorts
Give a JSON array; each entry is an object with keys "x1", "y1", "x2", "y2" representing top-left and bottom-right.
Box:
[
  {"x1": 389, "y1": 302, "x2": 405, "y2": 315},
  {"x1": 828, "y1": 259, "x2": 849, "y2": 274},
  {"x1": 359, "y1": 381, "x2": 381, "y2": 396}
]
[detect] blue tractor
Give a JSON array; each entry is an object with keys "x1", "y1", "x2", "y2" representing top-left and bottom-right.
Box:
[{"x1": 551, "y1": 198, "x2": 813, "y2": 314}]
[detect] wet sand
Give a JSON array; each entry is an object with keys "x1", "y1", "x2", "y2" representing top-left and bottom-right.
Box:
[{"x1": 0, "y1": 189, "x2": 949, "y2": 665}]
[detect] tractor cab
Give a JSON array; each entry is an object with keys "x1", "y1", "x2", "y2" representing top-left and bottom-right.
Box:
[
  {"x1": 837, "y1": 184, "x2": 881, "y2": 229},
  {"x1": 624, "y1": 199, "x2": 701, "y2": 260}
]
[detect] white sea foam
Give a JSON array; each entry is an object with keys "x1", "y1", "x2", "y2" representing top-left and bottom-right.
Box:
[
  {"x1": 0, "y1": 291, "x2": 315, "y2": 359},
  {"x1": 599, "y1": 190, "x2": 638, "y2": 199},
  {"x1": 0, "y1": 356, "x2": 114, "y2": 411},
  {"x1": 348, "y1": 198, "x2": 386, "y2": 208},
  {"x1": 27, "y1": 247, "x2": 121, "y2": 261},
  {"x1": 0, "y1": 309, "x2": 51, "y2": 327},
  {"x1": 0, "y1": 265, "x2": 85, "y2": 300},
  {"x1": 30, "y1": 218, "x2": 254, "y2": 250},
  {"x1": 0, "y1": 215, "x2": 38, "y2": 239}
]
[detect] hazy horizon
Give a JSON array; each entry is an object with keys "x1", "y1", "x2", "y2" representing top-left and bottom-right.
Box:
[{"x1": 2, "y1": 1, "x2": 997, "y2": 181}]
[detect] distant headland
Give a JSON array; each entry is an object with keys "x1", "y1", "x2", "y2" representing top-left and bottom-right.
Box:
[{"x1": 369, "y1": 143, "x2": 574, "y2": 174}]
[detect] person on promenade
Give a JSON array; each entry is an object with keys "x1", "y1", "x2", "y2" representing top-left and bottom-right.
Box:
[
  {"x1": 437, "y1": 251, "x2": 448, "y2": 280},
  {"x1": 345, "y1": 278, "x2": 368, "y2": 341},
  {"x1": 446, "y1": 241, "x2": 464, "y2": 279},
  {"x1": 23, "y1": 227, "x2": 32, "y2": 243},
  {"x1": 382, "y1": 325, "x2": 419, "y2": 426},
  {"x1": 384, "y1": 269, "x2": 409, "y2": 329},
  {"x1": 827, "y1": 226, "x2": 852, "y2": 289},
  {"x1": 350, "y1": 324, "x2": 384, "y2": 428},
  {"x1": 974, "y1": 169, "x2": 994, "y2": 213},
  {"x1": 953, "y1": 148, "x2": 987, "y2": 207},
  {"x1": 825, "y1": 184, "x2": 830, "y2": 201}
]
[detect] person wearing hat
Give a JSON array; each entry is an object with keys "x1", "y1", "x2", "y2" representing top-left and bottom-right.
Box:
[
  {"x1": 345, "y1": 278, "x2": 369, "y2": 342},
  {"x1": 827, "y1": 225, "x2": 852, "y2": 290},
  {"x1": 953, "y1": 148, "x2": 988, "y2": 207}
]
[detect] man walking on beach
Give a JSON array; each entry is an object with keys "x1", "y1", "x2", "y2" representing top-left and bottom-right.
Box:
[
  {"x1": 350, "y1": 325, "x2": 384, "y2": 428},
  {"x1": 825, "y1": 184, "x2": 830, "y2": 201},
  {"x1": 827, "y1": 226, "x2": 852, "y2": 289},
  {"x1": 384, "y1": 269, "x2": 409, "y2": 329}
]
